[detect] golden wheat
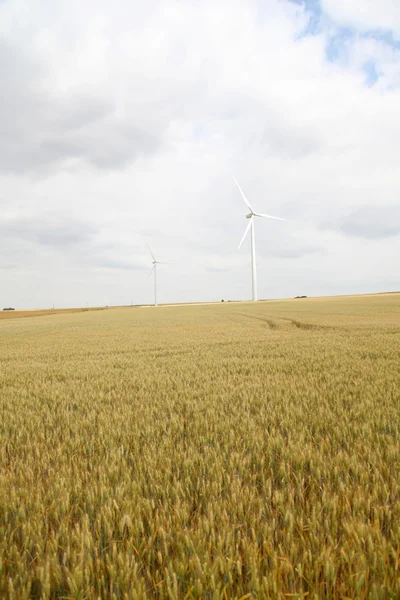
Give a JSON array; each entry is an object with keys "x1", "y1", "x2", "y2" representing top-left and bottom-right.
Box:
[{"x1": 0, "y1": 294, "x2": 399, "y2": 599}]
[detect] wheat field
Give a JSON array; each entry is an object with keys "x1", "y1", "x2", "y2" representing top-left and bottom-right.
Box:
[{"x1": 1, "y1": 294, "x2": 399, "y2": 599}]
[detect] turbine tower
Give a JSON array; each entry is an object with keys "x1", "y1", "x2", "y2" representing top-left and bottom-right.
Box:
[
  {"x1": 234, "y1": 177, "x2": 285, "y2": 302},
  {"x1": 147, "y1": 245, "x2": 168, "y2": 307}
]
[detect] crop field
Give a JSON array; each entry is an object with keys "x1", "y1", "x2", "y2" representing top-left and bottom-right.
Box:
[
  {"x1": 0, "y1": 307, "x2": 106, "y2": 321},
  {"x1": 0, "y1": 294, "x2": 399, "y2": 599}
]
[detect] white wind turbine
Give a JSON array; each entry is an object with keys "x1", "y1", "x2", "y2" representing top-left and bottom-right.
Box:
[
  {"x1": 234, "y1": 177, "x2": 286, "y2": 302},
  {"x1": 147, "y1": 245, "x2": 168, "y2": 307}
]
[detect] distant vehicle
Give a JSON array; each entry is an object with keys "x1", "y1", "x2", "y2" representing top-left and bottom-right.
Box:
[
  {"x1": 3, "y1": 307, "x2": 15, "y2": 311},
  {"x1": 294, "y1": 296, "x2": 307, "y2": 299}
]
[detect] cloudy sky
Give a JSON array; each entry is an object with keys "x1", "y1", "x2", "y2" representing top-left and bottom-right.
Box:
[{"x1": 1, "y1": 0, "x2": 399, "y2": 308}]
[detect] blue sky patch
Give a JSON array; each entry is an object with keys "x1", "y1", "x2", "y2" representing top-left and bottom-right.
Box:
[
  {"x1": 288, "y1": 0, "x2": 400, "y2": 62},
  {"x1": 325, "y1": 27, "x2": 354, "y2": 63},
  {"x1": 362, "y1": 29, "x2": 400, "y2": 50},
  {"x1": 363, "y1": 60, "x2": 379, "y2": 86},
  {"x1": 289, "y1": 0, "x2": 322, "y2": 36}
]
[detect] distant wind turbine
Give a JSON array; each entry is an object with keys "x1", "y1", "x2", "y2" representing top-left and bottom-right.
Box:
[
  {"x1": 147, "y1": 245, "x2": 168, "y2": 307},
  {"x1": 234, "y1": 177, "x2": 286, "y2": 302}
]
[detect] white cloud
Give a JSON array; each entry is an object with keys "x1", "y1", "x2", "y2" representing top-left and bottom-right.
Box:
[
  {"x1": 321, "y1": 0, "x2": 400, "y2": 36},
  {"x1": 0, "y1": 0, "x2": 399, "y2": 308}
]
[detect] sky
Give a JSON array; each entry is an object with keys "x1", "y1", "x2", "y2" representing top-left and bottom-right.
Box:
[{"x1": 0, "y1": 0, "x2": 399, "y2": 308}]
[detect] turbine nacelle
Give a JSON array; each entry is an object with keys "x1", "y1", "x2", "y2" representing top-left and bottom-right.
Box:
[{"x1": 246, "y1": 213, "x2": 253, "y2": 219}]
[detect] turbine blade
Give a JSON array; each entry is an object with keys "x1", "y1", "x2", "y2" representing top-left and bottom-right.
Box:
[
  {"x1": 156, "y1": 261, "x2": 170, "y2": 265},
  {"x1": 253, "y1": 212, "x2": 286, "y2": 221},
  {"x1": 238, "y1": 219, "x2": 252, "y2": 250},
  {"x1": 233, "y1": 176, "x2": 254, "y2": 212},
  {"x1": 147, "y1": 244, "x2": 156, "y2": 261}
]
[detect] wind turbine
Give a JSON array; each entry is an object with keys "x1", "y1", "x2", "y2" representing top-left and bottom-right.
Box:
[
  {"x1": 234, "y1": 177, "x2": 286, "y2": 302},
  {"x1": 147, "y1": 245, "x2": 168, "y2": 307}
]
